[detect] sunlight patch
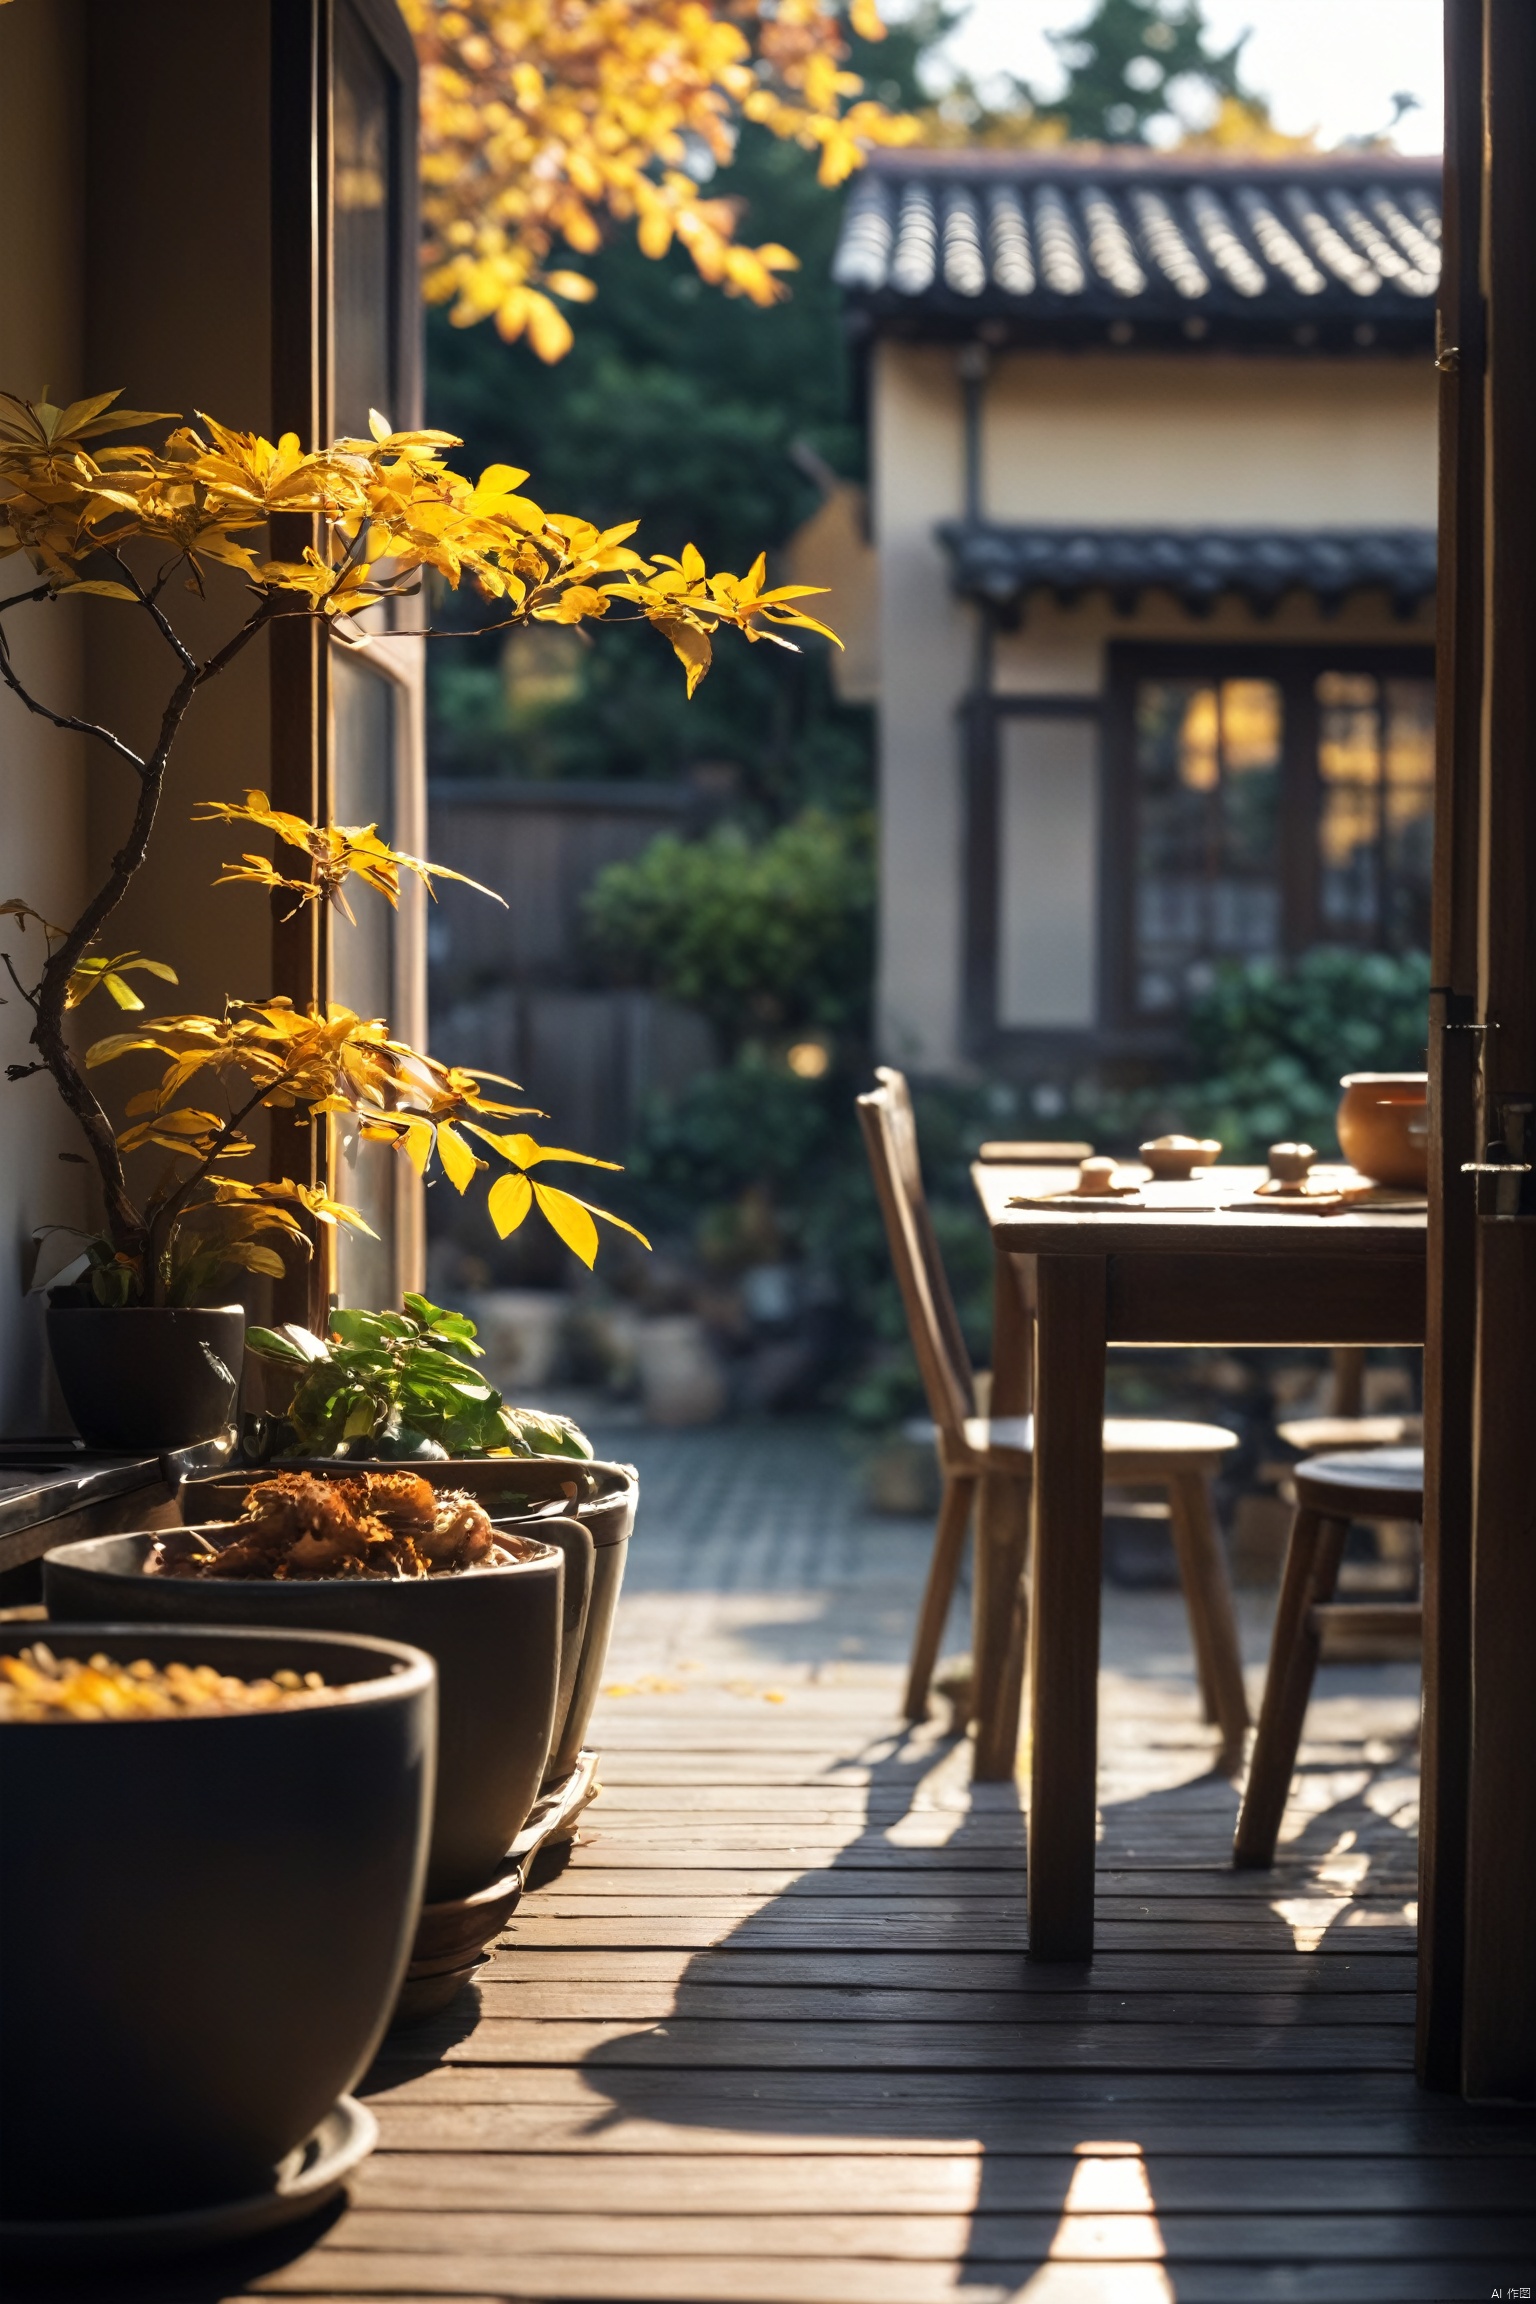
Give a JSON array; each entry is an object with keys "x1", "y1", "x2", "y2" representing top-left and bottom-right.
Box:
[
  {"x1": 1011, "y1": 2271, "x2": 1174, "y2": 2302},
  {"x1": 1272, "y1": 1894, "x2": 1352, "y2": 1949},
  {"x1": 1364, "y1": 1773, "x2": 1421, "y2": 1831},
  {"x1": 1315, "y1": 1828, "x2": 1371, "y2": 1891},
  {"x1": 1275, "y1": 1767, "x2": 1370, "y2": 1841},
  {"x1": 1007, "y1": 2140, "x2": 1171, "y2": 2287}
]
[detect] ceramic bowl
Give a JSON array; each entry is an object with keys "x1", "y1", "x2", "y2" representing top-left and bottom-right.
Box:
[
  {"x1": 1139, "y1": 1135, "x2": 1222, "y2": 1181},
  {"x1": 1336, "y1": 1074, "x2": 1429, "y2": 1189}
]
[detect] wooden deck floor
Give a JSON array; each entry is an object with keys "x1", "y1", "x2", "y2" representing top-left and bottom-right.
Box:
[{"x1": 76, "y1": 1426, "x2": 1536, "y2": 2302}]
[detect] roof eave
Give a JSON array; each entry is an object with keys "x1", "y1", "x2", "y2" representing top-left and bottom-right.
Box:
[{"x1": 845, "y1": 299, "x2": 1436, "y2": 355}]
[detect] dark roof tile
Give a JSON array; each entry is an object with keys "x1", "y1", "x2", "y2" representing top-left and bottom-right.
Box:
[
  {"x1": 835, "y1": 153, "x2": 1442, "y2": 350},
  {"x1": 938, "y1": 522, "x2": 1437, "y2": 616}
]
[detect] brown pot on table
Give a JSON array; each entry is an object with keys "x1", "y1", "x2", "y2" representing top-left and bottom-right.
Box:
[{"x1": 1336, "y1": 1073, "x2": 1429, "y2": 1189}]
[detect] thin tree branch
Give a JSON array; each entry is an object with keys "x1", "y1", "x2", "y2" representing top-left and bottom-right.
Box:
[
  {"x1": 0, "y1": 617, "x2": 150, "y2": 776},
  {"x1": 0, "y1": 581, "x2": 52, "y2": 616},
  {"x1": 0, "y1": 949, "x2": 39, "y2": 1009},
  {"x1": 22, "y1": 592, "x2": 283, "y2": 1267},
  {"x1": 110, "y1": 551, "x2": 195, "y2": 673}
]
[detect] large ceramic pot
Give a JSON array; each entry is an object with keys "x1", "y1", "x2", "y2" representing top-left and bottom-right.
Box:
[
  {"x1": 0, "y1": 1623, "x2": 432, "y2": 2223},
  {"x1": 46, "y1": 1304, "x2": 244, "y2": 1450},
  {"x1": 1336, "y1": 1072, "x2": 1429, "y2": 1189},
  {"x1": 178, "y1": 1455, "x2": 638, "y2": 1785},
  {"x1": 44, "y1": 1529, "x2": 567, "y2": 1902}
]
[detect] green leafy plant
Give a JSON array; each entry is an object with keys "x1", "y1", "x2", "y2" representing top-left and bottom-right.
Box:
[
  {"x1": 584, "y1": 808, "x2": 874, "y2": 1048},
  {"x1": 1170, "y1": 947, "x2": 1432, "y2": 1159},
  {"x1": 246, "y1": 1293, "x2": 592, "y2": 1461}
]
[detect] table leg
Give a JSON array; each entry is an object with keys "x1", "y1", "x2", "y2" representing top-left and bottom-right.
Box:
[
  {"x1": 972, "y1": 1472, "x2": 1029, "y2": 1780},
  {"x1": 1028, "y1": 1254, "x2": 1107, "y2": 1962},
  {"x1": 972, "y1": 1248, "x2": 1033, "y2": 1778}
]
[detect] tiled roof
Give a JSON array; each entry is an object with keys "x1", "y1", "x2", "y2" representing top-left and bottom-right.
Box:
[
  {"x1": 937, "y1": 522, "x2": 1437, "y2": 617},
  {"x1": 835, "y1": 152, "x2": 1441, "y2": 351}
]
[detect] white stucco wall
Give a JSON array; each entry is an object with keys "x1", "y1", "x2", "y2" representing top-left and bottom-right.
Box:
[
  {"x1": 869, "y1": 343, "x2": 973, "y2": 1070},
  {"x1": 0, "y1": 0, "x2": 90, "y2": 1433},
  {"x1": 984, "y1": 353, "x2": 1437, "y2": 529},
  {"x1": 871, "y1": 342, "x2": 1438, "y2": 1074}
]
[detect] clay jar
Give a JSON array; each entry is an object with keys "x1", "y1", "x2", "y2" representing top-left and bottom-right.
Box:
[{"x1": 1336, "y1": 1073, "x2": 1429, "y2": 1189}]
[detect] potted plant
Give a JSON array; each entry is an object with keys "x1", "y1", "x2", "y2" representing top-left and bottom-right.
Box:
[
  {"x1": 44, "y1": 1484, "x2": 570, "y2": 1910},
  {"x1": 0, "y1": 388, "x2": 836, "y2": 1443},
  {"x1": 180, "y1": 1291, "x2": 638, "y2": 1782},
  {"x1": 0, "y1": 1622, "x2": 434, "y2": 2242},
  {"x1": 50, "y1": 1297, "x2": 634, "y2": 1870}
]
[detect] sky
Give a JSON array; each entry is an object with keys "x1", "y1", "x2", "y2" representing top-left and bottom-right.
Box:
[{"x1": 912, "y1": 0, "x2": 1445, "y2": 154}]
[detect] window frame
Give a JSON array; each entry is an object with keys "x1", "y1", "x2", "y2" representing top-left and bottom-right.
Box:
[
  {"x1": 1101, "y1": 639, "x2": 1435, "y2": 1039},
  {"x1": 268, "y1": 0, "x2": 424, "y2": 1321},
  {"x1": 963, "y1": 690, "x2": 1105, "y2": 1065}
]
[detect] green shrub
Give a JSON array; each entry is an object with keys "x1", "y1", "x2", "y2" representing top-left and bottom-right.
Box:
[
  {"x1": 583, "y1": 809, "x2": 874, "y2": 1048},
  {"x1": 1171, "y1": 947, "x2": 1432, "y2": 1159}
]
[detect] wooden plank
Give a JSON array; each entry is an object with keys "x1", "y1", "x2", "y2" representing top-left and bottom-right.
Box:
[
  {"x1": 563, "y1": 1844, "x2": 1419, "y2": 1880},
  {"x1": 301, "y1": 2206, "x2": 1536, "y2": 2263},
  {"x1": 416, "y1": 2017, "x2": 1415, "y2": 2071},
  {"x1": 466, "y1": 1948, "x2": 1425, "y2": 1991},
  {"x1": 240, "y1": 2257, "x2": 1531, "y2": 2304},
  {"x1": 351, "y1": 2149, "x2": 1536, "y2": 2213},
  {"x1": 510, "y1": 1888, "x2": 1417, "y2": 1923},
  {"x1": 1104, "y1": 1253, "x2": 1424, "y2": 1347},
  {"x1": 364, "y1": 2101, "x2": 1536, "y2": 2165},
  {"x1": 498, "y1": 1916, "x2": 1417, "y2": 1951},
  {"x1": 455, "y1": 1983, "x2": 1417, "y2": 2027},
  {"x1": 541, "y1": 1864, "x2": 1418, "y2": 1901}
]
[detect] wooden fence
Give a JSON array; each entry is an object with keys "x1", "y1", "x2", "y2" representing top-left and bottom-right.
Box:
[{"x1": 426, "y1": 779, "x2": 716, "y2": 1163}]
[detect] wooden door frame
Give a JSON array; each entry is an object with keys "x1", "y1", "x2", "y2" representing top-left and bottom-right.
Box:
[
  {"x1": 267, "y1": 0, "x2": 423, "y2": 1320},
  {"x1": 1422, "y1": 0, "x2": 1536, "y2": 2103}
]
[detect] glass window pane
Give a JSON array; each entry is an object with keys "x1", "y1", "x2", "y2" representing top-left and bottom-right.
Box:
[
  {"x1": 1383, "y1": 676, "x2": 1435, "y2": 949},
  {"x1": 331, "y1": 652, "x2": 397, "y2": 1307},
  {"x1": 1132, "y1": 675, "x2": 1282, "y2": 1016},
  {"x1": 333, "y1": 2, "x2": 396, "y2": 438},
  {"x1": 1316, "y1": 669, "x2": 1382, "y2": 937}
]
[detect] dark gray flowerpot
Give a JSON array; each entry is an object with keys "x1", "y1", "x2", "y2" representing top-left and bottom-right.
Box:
[
  {"x1": 46, "y1": 1305, "x2": 245, "y2": 1450},
  {"x1": 44, "y1": 1529, "x2": 567, "y2": 1902},
  {"x1": 0, "y1": 1622, "x2": 433, "y2": 2222},
  {"x1": 177, "y1": 1455, "x2": 637, "y2": 1784}
]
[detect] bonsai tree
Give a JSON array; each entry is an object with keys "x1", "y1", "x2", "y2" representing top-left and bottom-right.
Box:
[{"x1": 0, "y1": 388, "x2": 837, "y2": 1306}]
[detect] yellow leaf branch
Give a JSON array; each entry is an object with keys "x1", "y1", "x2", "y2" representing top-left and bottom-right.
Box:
[{"x1": 401, "y1": 0, "x2": 918, "y2": 355}]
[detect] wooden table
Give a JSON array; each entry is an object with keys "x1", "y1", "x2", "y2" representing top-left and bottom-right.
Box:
[{"x1": 972, "y1": 1163, "x2": 1426, "y2": 1963}]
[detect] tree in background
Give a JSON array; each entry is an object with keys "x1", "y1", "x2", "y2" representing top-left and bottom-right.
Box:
[
  {"x1": 1024, "y1": 0, "x2": 1248, "y2": 144},
  {"x1": 426, "y1": 14, "x2": 937, "y2": 810},
  {"x1": 924, "y1": 0, "x2": 1315, "y2": 154},
  {"x1": 403, "y1": 0, "x2": 916, "y2": 360}
]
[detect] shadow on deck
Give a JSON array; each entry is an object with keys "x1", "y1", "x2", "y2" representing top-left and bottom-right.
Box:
[{"x1": 25, "y1": 1422, "x2": 1536, "y2": 2304}]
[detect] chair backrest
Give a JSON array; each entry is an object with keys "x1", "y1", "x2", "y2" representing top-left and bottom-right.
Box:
[{"x1": 857, "y1": 1071, "x2": 974, "y2": 1440}]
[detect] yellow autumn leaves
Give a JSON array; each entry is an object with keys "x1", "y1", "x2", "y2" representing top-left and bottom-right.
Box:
[
  {"x1": 404, "y1": 0, "x2": 917, "y2": 356},
  {"x1": 1, "y1": 387, "x2": 840, "y2": 1284},
  {"x1": 86, "y1": 993, "x2": 650, "y2": 1270},
  {"x1": 0, "y1": 394, "x2": 837, "y2": 693}
]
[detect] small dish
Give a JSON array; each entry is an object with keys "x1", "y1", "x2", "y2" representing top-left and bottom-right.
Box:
[{"x1": 1139, "y1": 1134, "x2": 1221, "y2": 1181}]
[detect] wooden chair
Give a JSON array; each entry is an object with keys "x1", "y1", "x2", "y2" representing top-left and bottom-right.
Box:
[
  {"x1": 857, "y1": 1069, "x2": 1250, "y2": 1767},
  {"x1": 1233, "y1": 1447, "x2": 1423, "y2": 1869},
  {"x1": 1275, "y1": 1346, "x2": 1421, "y2": 1456}
]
